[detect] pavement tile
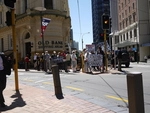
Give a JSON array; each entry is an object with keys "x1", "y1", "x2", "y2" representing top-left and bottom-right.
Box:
[{"x1": 0, "y1": 81, "x2": 116, "y2": 113}]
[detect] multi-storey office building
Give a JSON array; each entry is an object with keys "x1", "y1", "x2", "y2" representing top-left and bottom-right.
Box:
[
  {"x1": 109, "y1": 0, "x2": 119, "y2": 51},
  {"x1": 0, "y1": 0, "x2": 71, "y2": 61},
  {"x1": 114, "y1": 0, "x2": 150, "y2": 61},
  {"x1": 91, "y1": 0, "x2": 110, "y2": 49}
]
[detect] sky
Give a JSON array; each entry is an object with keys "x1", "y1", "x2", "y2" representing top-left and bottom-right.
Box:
[{"x1": 68, "y1": 0, "x2": 93, "y2": 50}]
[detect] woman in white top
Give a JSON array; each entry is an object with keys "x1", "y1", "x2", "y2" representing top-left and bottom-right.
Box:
[{"x1": 71, "y1": 51, "x2": 77, "y2": 72}]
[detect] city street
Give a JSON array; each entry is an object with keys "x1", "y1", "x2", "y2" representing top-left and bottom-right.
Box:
[{"x1": 6, "y1": 62, "x2": 150, "y2": 113}]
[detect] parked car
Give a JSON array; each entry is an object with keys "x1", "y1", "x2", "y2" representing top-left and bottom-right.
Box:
[{"x1": 115, "y1": 50, "x2": 130, "y2": 67}]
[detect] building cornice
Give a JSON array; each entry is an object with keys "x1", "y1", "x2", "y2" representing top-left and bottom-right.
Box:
[{"x1": 118, "y1": 22, "x2": 138, "y2": 34}]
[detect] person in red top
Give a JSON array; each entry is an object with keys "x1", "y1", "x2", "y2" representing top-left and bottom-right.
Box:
[
  {"x1": 60, "y1": 50, "x2": 66, "y2": 59},
  {"x1": 24, "y1": 54, "x2": 30, "y2": 71}
]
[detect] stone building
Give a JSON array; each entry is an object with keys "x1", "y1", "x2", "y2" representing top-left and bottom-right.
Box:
[{"x1": 0, "y1": 0, "x2": 71, "y2": 62}]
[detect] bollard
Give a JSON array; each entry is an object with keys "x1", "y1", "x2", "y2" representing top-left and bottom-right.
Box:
[
  {"x1": 127, "y1": 72, "x2": 145, "y2": 113},
  {"x1": 52, "y1": 65, "x2": 63, "y2": 99}
]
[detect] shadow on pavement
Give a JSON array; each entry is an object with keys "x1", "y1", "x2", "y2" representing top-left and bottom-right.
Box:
[{"x1": 0, "y1": 90, "x2": 26, "y2": 111}]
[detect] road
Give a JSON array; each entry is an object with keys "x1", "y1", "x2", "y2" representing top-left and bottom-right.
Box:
[{"x1": 8, "y1": 62, "x2": 150, "y2": 113}]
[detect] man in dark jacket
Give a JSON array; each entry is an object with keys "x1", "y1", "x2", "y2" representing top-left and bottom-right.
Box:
[
  {"x1": 117, "y1": 48, "x2": 122, "y2": 71},
  {"x1": 0, "y1": 53, "x2": 10, "y2": 107}
]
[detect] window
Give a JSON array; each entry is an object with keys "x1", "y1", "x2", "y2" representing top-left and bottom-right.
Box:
[
  {"x1": 130, "y1": 31, "x2": 132, "y2": 38},
  {"x1": 120, "y1": 23, "x2": 122, "y2": 30},
  {"x1": 44, "y1": 0, "x2": 53, "y2": 9},
  {"x1": 122, "y1": 3, "x2": 124, "y2": 9},
  {"x1": 126, "y1": 18, "x2": 128, "y2": 26},
  {"x1": 120, "y1": 35, "x2": 122, "y2": 42},
  {"x1": 133, "y1": 12, "x2": 136, "y2": 22},
  {"x1": 122, "y1": 13, "x2": 124, "y2": 19},
  {"x1": 125, "y1": 10, "x2": 127, "y2": 15},
  {"x1": 25, "y1": 32, "x2": 30, "y2": 39},
  {"x1": 129, "y1": 15, "x2": 132, "y2": 24},
  {"x1": 126, "y1": 32, "x2": 128, "y2": 40},
  {"x1": 133, "y1": 3, "x2": 134, "y2": 9},
  {"x1": 123, "y1": 20, "x2": 125, "y2": 28},
  {"x1": 134, "y1": 29, "x2": 137, "y2": 37},
  {"x1": 123, "y1": 34, "x2": 125, "y2": 40},
  {"x1": 129, "y1": 7, "x2": 130, "y2": 13},
  {"x1": 22, "y1": 0, "x2": 27, "y2": 13}
]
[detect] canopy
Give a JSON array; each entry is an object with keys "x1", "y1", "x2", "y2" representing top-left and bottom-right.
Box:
[{"x1": 114, "y1": 41, "x2": 137, "y2": 47}]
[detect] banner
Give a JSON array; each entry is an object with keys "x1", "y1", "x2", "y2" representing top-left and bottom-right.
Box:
[
  {"x1": 88, "y1": 54, "x2": 103, "y2": 66},
  {"x1": 41, "y1": 18, "x2": 51, "y2": 37},
  {"x1": 86, "y1": 44, "x2": 95, "y2": 52}
]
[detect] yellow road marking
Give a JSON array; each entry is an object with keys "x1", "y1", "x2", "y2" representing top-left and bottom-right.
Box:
[
  {"x1": 106, "y1": 95, "x2": 128, "y2": 102},
  {"x1": 43, "y1": 82, "x2": 53, "y2": 85},
  {"x1": 66, "y1": 86, "x2": 84, "y2": 91}
]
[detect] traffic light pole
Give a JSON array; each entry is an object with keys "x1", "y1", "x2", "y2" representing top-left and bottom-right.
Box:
[
  {"x1": 11, "y1": 9, "x2": 19, "y2": 91},
  {"x1": 104, "y1": 29, "x2": 108, "y2": 71}
]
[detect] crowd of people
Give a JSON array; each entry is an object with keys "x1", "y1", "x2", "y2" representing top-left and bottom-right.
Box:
[{"x1": 23, "y1": 46, "x2": 124, "y2": 73}]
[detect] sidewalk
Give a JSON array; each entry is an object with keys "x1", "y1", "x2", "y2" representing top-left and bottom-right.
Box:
[{"x1": 0, "y1": 81, "x2": 115, "y2": 113}]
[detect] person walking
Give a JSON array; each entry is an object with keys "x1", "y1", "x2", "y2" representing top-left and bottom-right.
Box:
[
  {"x1": 71, "y1": 50, "x2": 77, "y2": 72},
  {"x1": 97, "y1": 46, "x2": 105, "y2": 73},
  {"x1": 33, "y1": 53, "x2": 37, "y2": 69},
  {"x1": 44, "y1": 51, "x2": 51, "y2": 72},
  {"x1": 110, "y1": 50, "x2": 115, "y2": 69},
  {"x1": 84, "y1": 50, "x2": 91, "y2": 73},
  {"x1": 24, "y1": 54, "x2": 30, "y2": 71},
  {"x1": 117, "y1": 48, "x2": 122, "y2": 71},
  {"x1": 66, "y1": 51, "x2": 71, "y2": 71},
  {"x1": 0, "y1": 52, "x2": 11, "y2": 107}
]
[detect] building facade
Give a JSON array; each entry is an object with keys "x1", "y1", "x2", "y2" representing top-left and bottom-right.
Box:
[
  {"x1": 113, "y1": 0, "x2": 150, "y2": 61},
  {"x1": 0, "y1": 0, "x2": 71, "y2": 61},
  {"x1": 91, "y1": 0, "x2": 110, "y2": 48}
]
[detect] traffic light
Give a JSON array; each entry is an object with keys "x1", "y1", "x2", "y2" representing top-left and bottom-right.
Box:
[
  {"x1": 5, "y1": 11, "x2": 12, "y2": 26},
  {"x1": 102, "y1": 15, "x2": 110, "y2": 30},
  {"x1": 4, "y1": 0, "x2": 16, "y2": 8},
  {"x1": 109, "y1": 18, "x2": 112, "y2": 28},
  {"x1": 100, "y1": 33, "x2": 104, "y2": 37}
]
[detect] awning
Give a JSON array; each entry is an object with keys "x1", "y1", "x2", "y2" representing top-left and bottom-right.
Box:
[
  {"x1": 114, "y1": 41, "x2": 137, "y2": 47},
  {"x1": 4, "y1": 50, "x2": 13, "y2": 56},
  {"x1": 141, "y1": 42, "x2": 150, "y2": 47}
]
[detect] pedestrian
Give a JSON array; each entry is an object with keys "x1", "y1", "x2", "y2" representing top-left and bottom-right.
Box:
[
  {"x1": 0, "y1": 52, "x2": 11, "y2": 107},
  {"x1": 84, "y1": 50, "x2": 91, "y2": 73},
  {"x1": 110, "y1": 50, "x2": 115, "y2": 69},
  {"x1": 40, "y1": 53, "x2": 45, "y2": 71},
  {"x1": 117, "y1": 48, "x2": 122, "y2": 71},
  {"x1": 44, "y1": 51, "x2": 51, "y2": 72},
  {"x1": 97, "y1": 46, "x2": 105, "y2": 73},
  {"x1": 66, "y1": 51, "x2": 71, "y2": 71},
  {"x1": 33, "y1": 53, "x2": 37, "y2": 69},
  {"x1": 144, "y1": 55, "x2": 147, "y2": 62},
  {"x1": 36, "y1": 53, "x2": 41, "y2": 71},
  {"x1": 71, "y1": 50, "x2": 77, "y2": 72},
  {"x1": 24, "y1": 54, "x2": 30, "y2": 71}
]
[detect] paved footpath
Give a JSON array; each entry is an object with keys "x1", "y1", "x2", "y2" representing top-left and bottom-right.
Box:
[{"x1": 0, "y1": 80, "x2": 115, "y2": 113}]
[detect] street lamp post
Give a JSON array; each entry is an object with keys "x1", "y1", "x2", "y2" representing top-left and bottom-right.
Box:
[
  {"x1": 34, "y1": 7, "x2": 46, "y2": 53},
  {"x1": 82, "y1": 32, "x2": 90, "y2": 50}
]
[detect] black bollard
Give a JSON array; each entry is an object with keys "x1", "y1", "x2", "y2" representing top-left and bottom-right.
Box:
[
  {"x1": 52, "y1": 65, "x2": 63, "y2": 99},
  {"x1": 127, "y1": 72, "x2": 145, "y2": 113}
]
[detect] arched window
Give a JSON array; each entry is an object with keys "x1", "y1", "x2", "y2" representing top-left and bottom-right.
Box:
[
  {"x1": 25, "y1": 32, "x2": 30, "y2": 39},
  {"x1": 44, "y1": 0, "x2": 53, "y2": 9}
]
